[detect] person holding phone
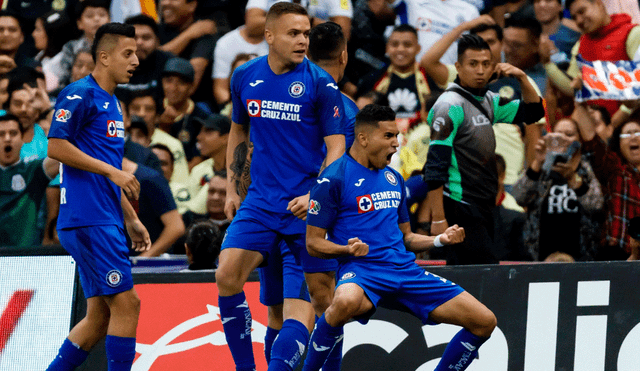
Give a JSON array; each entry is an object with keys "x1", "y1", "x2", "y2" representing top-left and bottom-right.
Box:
[{"x1": 511, "y1": 117, "x2": 604, "y2": 261}]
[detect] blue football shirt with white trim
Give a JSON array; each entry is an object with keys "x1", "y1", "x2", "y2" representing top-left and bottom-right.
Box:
[{"x1": 48, "y1": 75, "x2": 125, "y2": 229}]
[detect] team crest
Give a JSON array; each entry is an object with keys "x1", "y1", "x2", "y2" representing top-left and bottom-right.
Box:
[
  {"x1": 11, "y1": 174, "x2": 26, "y2": 192},
  {"x1": 107, "y1": 120, "x2": 117, "y2": 137},
  {"x1": 385, "y1": 171, "x2": 398, "y2": 186},
  {"x1": 340, "y1": 272, "x2": 356, "y2": 281},
  {"x1": 55, "y1": 109, "x2": 71, "y2": 122},
  {"x1": 106, "y1": 270, "x2": 123, "y2": 287},
  {"x1": 309, "y1": 200, "x2": 321, "y2": 215},
  {"x1": 357, "y1": 195, "x2": 373, "y2": 214},
  {"x1": 247, "y1": 99, "x2": 261, "y2": 117},
  {"x1": 288, "y1": 81, "x2": 305, "y2": 98}
]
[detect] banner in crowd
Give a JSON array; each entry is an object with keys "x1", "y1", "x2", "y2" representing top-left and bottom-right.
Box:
[
  {"x1": 576, "y1": 56, "x2": 640, "y2": 102},
  {"x1": 0, "y1": 255, "x2": 76, "y2": 371}
]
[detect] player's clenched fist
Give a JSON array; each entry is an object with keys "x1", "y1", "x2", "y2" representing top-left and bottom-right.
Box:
[
  {"x1": 109, "y1": 168, "x2": 141, "y2": 200},
  {"x1": 440, "y1": 224, "x2": 465, "y2": 245},
  {"x1": 347, "y1": 237, "x2": 369, "y2": 257}
]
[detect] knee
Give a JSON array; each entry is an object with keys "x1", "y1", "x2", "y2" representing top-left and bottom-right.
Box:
[
  {"x1": 308, "y1": 285, "x2": 333, "y2": 314},
  {"x1": 123, "y1": 292, "x2": 141, "y2": 318},
  {"x1": 473, "y1": 308, "x2": 497, "y2": 338},
  {"x1": 215, "y1": 265, "x2": 244, "y2": 294},
  {"x1": 325, "y1": 296, "x2": 359, "y2": 326}
]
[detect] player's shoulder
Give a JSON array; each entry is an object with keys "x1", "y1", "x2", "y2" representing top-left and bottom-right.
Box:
[
  {"x1": 304, "y1": 59, "x2": 337, "y2": 84},
  {"x1": 319, "y1": 155, "x2": 350, "y2": 183},
  {"x1": 341, "y1": 93, "x2": 359, "y2": 117},
  {"x1": 382, "y1": 165, "x2": 403, "y2": 184},
  {"x1": 58, "y1": 76, "x2": 95, "y2": 97},
  {"x1": 234, "y1": 55, "x2": 266, "y2": 76}
]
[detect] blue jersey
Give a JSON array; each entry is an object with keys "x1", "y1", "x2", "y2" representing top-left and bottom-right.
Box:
[
  {"x1": 342, "y1": 93, "x2": 358, "y2": 149},
  {"x1": 48, "y1": 75, "x2": 125, "y2": 229},
  {"x1": 307, "y1": 153, "x2": 414, "y2": 265},
  {"x1": 231, "y1": 56, "x2": 345, "y2": 212}
]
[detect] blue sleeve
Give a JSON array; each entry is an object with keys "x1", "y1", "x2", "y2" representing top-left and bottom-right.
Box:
[
  {"x1": 397, "y1": 175, "x2": 410, "y2": 224},
  {"x1": 47, "y1": 88, "x2": 91, "y2": 141},
  {"x1": 230, "y1": 68, "x2": 249, "y2": 126},
  {"x1": 307, "y1": 176, "x2": 341, "y2": 230},
  {"x1": 315, "y1": 76, "x2": 345, "y2": 137}
]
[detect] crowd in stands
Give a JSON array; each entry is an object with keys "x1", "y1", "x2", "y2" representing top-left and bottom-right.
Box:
[{"x1": 2, "y1": 0, "x2": 640, "y2": 266}]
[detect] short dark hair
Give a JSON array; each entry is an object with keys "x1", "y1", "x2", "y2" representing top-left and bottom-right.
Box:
[
  {"x1": 124, "y1": 14, "x2": 159, "y2": 37},
  {"x1": 150, "y1": 143, "x2": 174, "y2": 164},
  {"x1": 0, "y1": 10, "x2": 22, "y2": 31},
  {"x1": 495, "y1": 153, "x2": 506, "y2": 177},
  {"x1": 355, "y1": 104, "x2": 396, "y2": 130},
  {"x1": 589, "y1": 104, "x2": 611, "y2": 126},
  {"x1": 75, "y1": 0, "x2": 109, "y2": 20},
  {"x1": 308, "y1": 22, "x2": 345, "y2": 62},
  {"x1": 213, "y1": 169, "x2": 228, "y2": 180},
  {"x1": 470, "y1": 23, "x2": 503, "y2": 42},
  {"x1": 266, "y1": 2, "x2": 308, "y2": 24},
  {"x1": 565, "y1": 0, "x2": 594, "y2": 11},
  {"x1": 5, "y1": 67, "x2": 43, "y2": 110},
  {"x1": 185, "y1": 220, "x2": 222, "y2": 270},
  {"x1": 0, "y1": 111, "x2": 23, "y2": 133},
  {"x1": 39, "y1": 11, "x2": 74, "y2": 58},
  {"x1": 391, "y1": 24, "x2": 418, "y2": 38},
  {"x1": 127, "y1": 88, "x2": 162, "y2": 115},
  {"x1": 92, "y1": 22, "x2": 136, "y2": 62},
  {"x1": 457, "y1": 34, "x2": 491, "y2": 61},
  {"x1": 505, "y1": 15, "x2": 542, "y2": 39}
]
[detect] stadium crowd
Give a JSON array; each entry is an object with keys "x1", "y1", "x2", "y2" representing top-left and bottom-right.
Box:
[{"x1": 2, "y1": 0, "x2": 640, "y2": 266}]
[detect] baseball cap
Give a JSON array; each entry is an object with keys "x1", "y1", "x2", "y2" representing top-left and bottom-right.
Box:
[
  {"x1": 162, "y1": 58, "x2": 194, "y2": 83},
  {"x1": 194, "y1": 114, "x2": 231, "y2": 135}
]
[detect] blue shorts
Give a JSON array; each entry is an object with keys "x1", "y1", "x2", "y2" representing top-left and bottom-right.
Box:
[
  {"x1": 259, "y1": 241, "x2": 310, "y2": 306},
  {"x1": 222, "y1": 204, "x2": 337, "y2": 273},
  {"x1": 59, "y1": 225, "x2": 133, "y2": 298},
  {"x1": 336, "y1": 260, "x2": 463, "y2": 325}
]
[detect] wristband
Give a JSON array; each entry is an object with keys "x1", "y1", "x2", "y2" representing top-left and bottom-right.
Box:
[
  {"x1": 431, "y1": 219, "x2": 447, "y2": 224},
  {"x1": 434, "y1": 234, "x2": 444, "y2": 248},
  {"x1": 620, "y1": 105, "x2": 633, "y2": 115}
]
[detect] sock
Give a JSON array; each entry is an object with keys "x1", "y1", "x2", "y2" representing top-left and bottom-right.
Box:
[
  {"x1": 268, "y1": 319, "x2": 310, "y2": 371},
  {"x1": 46, "y1": 338, "x2": 89, "y2": 371},
  {"x1": 264, "y1": 326, "x2": 280, "y2": 364},
  {"x1": 434, "y1": 328, "x2": 489, "y2": 371},
  {"x1": 302, "y1": 315, "x2": 343, "y2": 371},
  {"x1": 105, "y1": 335, "x2": 136, "y2": 371},
  {"x1": 219, "y1": 292, "x2": 256, "y2": 371},
  {"x1": 322, "y1": 329, "x2": 343, "y2": 371}
]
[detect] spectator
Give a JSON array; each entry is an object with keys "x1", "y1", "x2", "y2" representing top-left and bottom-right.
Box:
[
  {"x1": 212, "y1": 14, "x2": 268, "y2": 106},
  {"x1": 151, "y1": 143, "x2": 192, "y2": 213},
  {"x1": 187, "y1": 113, "x2": 230, "y2": 214},
  {"x1": 546, "y1": 0, "x2": 640, "y2": 117},
  {"x1": 505, "y1": 0, "x2": 536, "y2": 20},
  {"x1": 184, "y1": 219, "x2": 223, "y2": 270},
  {"x1": 0, "y1": 11, "x2": 29, "y2": 67},
  {"x1": 534, "y1": 0, "x2": 580, "y2": 71},
  {"x1": 32, "y1": 11, "x2": 74, "y2": 92},
  {"x1": 512, "y1": 118, "x2": 604, "y2": 261},
  {"x1": 128, "y1": 115, "x2": 150, "y2": 146},
  {"x1": 219, "y1": 53, "x2": 259, "y2": 118},
  {"x1": 587, "y1": 104, "x2": 613, "y2": 142},
  {"x1": 69, "y1": 48, "x2": 95, "y2": 83},
  {"x1": 303, "y1": 0, "x2": 353, "y2": 40},
  {"x1": 158, "y1": 57, "x2": 209, "y2": 168},
  {"x1": 121, "y1": 99, "x2": 164, "y2": 175},
  {"x1": 394, "y1": 0, "x2": 480, "y2": 64},
  {"x1": 158, "y1": 0, "x2": 216, "y2": 109},
  {"x1": 119, "y1": 14, "x2": 174, "y2": 97},
  {"x1": 126, "y1": 89, "x2": 190, "y2": 183},
  {"x1": 122, "y1": 157, "x2": 185, "y2": 257},
  {"x1": 47, "y1": 0, "x2": 110, "y2": 90},
  {"x1": 357, "y1": 24, "x2": 434, "y2": 128},
  {"x1": 503, "y1": 15, "x2": 547, "y2": 96},
  {"x1": 0, "y1": 112, "x2": 59, "y2": 247}
]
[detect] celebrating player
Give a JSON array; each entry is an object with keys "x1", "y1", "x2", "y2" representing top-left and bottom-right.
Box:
[
  {"x1": 216, "y1": 3, "x2": 346, "y2": 371},
  {"x1": 304, "y1": 104, "x2": 496, "y2": 371},
  {"x1": 46, "y1": 23, "x2": 150, "y2": 371}
]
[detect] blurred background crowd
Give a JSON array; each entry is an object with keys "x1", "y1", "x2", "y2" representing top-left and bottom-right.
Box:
[{"x1": 1, "y1": 0, "x2": 640, "y2": 267}]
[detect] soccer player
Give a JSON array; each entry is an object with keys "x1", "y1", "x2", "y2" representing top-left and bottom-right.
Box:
[
  {"x1": 45, "y1": 23, "x2": 151, "y2": 371},
  {"x1": 304, "y1": 104, "x2": 496, "y2": 371},
  {"x1": 216, "y1": 3, "x2": 346, "y2": 371}
]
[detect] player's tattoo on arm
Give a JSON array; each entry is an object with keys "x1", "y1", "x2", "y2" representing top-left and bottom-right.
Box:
[{"x1": 230, "y1": 141, "x2": 252, "y2": 200}]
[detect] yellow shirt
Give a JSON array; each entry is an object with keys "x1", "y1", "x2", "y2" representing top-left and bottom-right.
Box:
[{"x1": 150, "y1": 129, "x2": 189, "y2": 184}]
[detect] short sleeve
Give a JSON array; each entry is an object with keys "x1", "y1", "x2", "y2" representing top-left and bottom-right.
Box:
[
  {"x1": 213, "y1": 37, "x2": 232, "y2": 79},
  {"x1": 307, "y1": 176, "x2": 341, "y2": 230},
  {"x1": 427, "y1": 100, "x2": 461, "y2": 147},
  {"x1": 230, "y1": 68, "x2": 249, "y2": 126},
  {"x1": 397, "y1": 175, "x2": 410, "y2": 224},
  {"x1": 491, "y1": 94, "x2": 520, "y2": 124},
  {"x1": 189, "y1": 35, "x2": 215, "y2": 61},
  {"x1": 315, "y1": 75, "x2": 345, "y2": 137},
  {"x1": 48, "y1": 89, "x2": 91, "y2": 141}
]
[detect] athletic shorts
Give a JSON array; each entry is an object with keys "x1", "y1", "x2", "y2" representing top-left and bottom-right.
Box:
[
  {"x1": 59, "y1": 225, "x2": 133, "y2": 298},
  {"x1": 221, "y1": 204, "x2": 337, "y2": 272},
  {"x1": 336, "y1": 260, "x2": 463, "y2": 325},
  {"x1": 259, "y1": 241, "x2": 310, "y2": 306}
]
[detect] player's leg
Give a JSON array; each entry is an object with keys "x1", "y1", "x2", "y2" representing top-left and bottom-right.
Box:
[
  {"x1": 265, "y1": 304, "x2": 284, "y2": 363},
  {"x1": 102, "y1": 288, "x2": 141, "y2": 371},
  {"x1": 47, "y1": 297, "x2": 110, "y2": 371},
  {"x1": 303, "y1": 283, "x2": 373, "y2": 371},
  {"x1": 258, "y1": 246, "x2": 286, "y2": 363}
]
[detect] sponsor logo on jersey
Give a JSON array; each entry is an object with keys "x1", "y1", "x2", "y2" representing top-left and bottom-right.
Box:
[
  {"x1": 309, "y1": 200, "x2": 321, "y2": 215},
  {"x1": 288, "y1": 81, "x2": 305, "y2": 98},
  {"x1": 249, "y1": 80, "x2": 264, "y2": 87},
  {"x1": 385, "y1": 171, "x2": 397, "y2": 186},
  {"x1": 357, "y1": 191, "x2": 402, "y2": 213},
  {"x1": 317, "y1": 178, "x2": 330, "y2": 184},
  {"x1": 340, "y1": 272, "x2": 356, "y2": 281},
  {"x1": 247, "y1": 99, "x2": 261, "y2": 117},
  {"x1": 355, "y1": 178, "x2": 365, "y2": 187},
  {"x1": 11, "y1": 174, "x2": 26, "y2": 192},
  {"x1": 106, "y1": 270, "x2": 123, "y2": 287},
  {"x1": 103, "y1": 102, "x2": 109, "y2": 109},
  {"x1": 472, "y1": 115, "x2": 491, "y2": 127},
  {"x1": 55, "y1": 109, "x2": 71, "y2": 122},
  {"x1": 432, "y1": 117, "x2": 445, "y2": 132},
  {"x1": 66, "y1": 94, "x2": 82, "y2": 100},
  {"x1": 326, "y1": 83, "x2": 338, "y2": 90},
  {"x1": 106, "y1": 120, "x2": 125, "y2": 138}
]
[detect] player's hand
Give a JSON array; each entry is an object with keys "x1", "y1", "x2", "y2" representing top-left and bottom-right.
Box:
[
  {"x1": 430, "y1": 219, "x2": 449, "y2": 236},
  {"x1": 287, "y1": 193, "x2": 309, "y2": 220},
  {"x1": 494, "y1": 63, "x2": 526, "y2": 81},
  {"x1": 109, "y1": 168, "x2": 140, "y2": 200},
  {"x1": 439, "y1": 224, "x2": 465, "y2": 245},
  {"x1": 225, "y1": 191, "x2": 242, "y2": 220},
  {"x1": 126, "y1": 219, "x2": 152, "y2": 252},
  {"x1": 347, "y1": 237, "x2": 369, "y2": 257}
]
